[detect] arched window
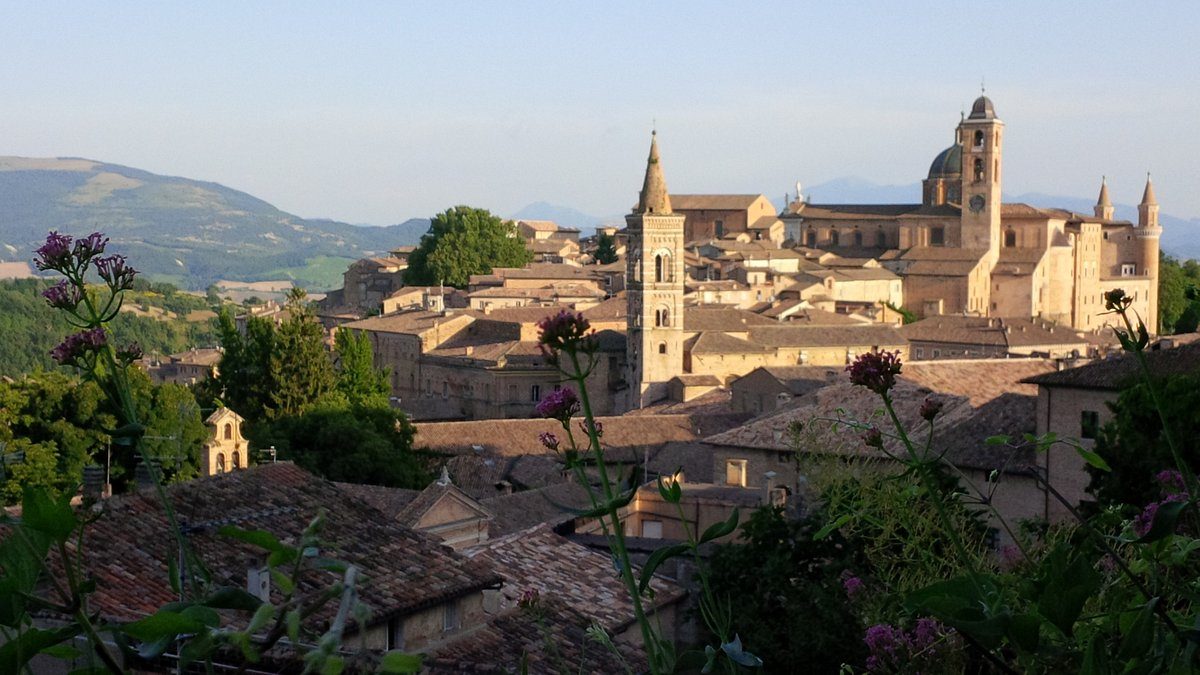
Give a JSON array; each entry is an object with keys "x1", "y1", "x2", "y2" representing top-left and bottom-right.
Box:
[
  {"x1": 876, "y1": 230, "x2": 887, "y2": 247},
  {"x1": 216, "y1": 454, "x2": 226, "y2": 473},
  {"x1": 805, "y1": 230, "x2": 816, "y2": 247},
  {"x1": 223, "y1": 423, "x2": 232, "y2": 440},
  {"x1": 853, "y1": 231, "x2": 864, "y2": 247},
  {"x1": 830, "y1": 230, "x2": 840, "y2": 246},
  {"x1": 974, "y1": 159, "x2": 985, "y2": 182},
  {"x1": 1004, "y1": 230, "x2": 1017, "y2": 247},
  {"x1": 232, "y1": 451, "x2": 240, "y2": 469},
  {"x1": 973, "y1": 130, "x2": 984, "y2": 148},
  {"x1": 654, "y1": 254, "x2": 664, "y2": 282},
  {"x1": 658, "y1": 343, "x2": 667, "y2": 354},
  {"x1": 654, "y1": 307, "x2": 671, "y2": 327}
]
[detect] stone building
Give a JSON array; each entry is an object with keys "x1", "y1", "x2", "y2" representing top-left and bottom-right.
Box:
[
  {"x1": 201, "y1": 407, "x2": 248, "y2": 476},
  {"x1": 784, "y1": 95, "x2": 1162, "y2": 333},
  {"x1": 671, "y1": 193, "x2": 782, "y2": 245}
]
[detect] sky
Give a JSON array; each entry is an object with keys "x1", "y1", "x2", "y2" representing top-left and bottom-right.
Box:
[{"x1": 2, "y1": 2, "x2": 1198, "y2": 224}]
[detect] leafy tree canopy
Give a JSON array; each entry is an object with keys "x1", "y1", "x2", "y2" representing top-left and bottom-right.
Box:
[
  {"x1": 334, "y1": 329, "x2": 390, "y2": 409},
  {"x1": 403, "y1": 206, "x2": 532, "y2": 288},
  {"x1": 1158, "y1": 254, "x2": 1200, "y2": 334}
]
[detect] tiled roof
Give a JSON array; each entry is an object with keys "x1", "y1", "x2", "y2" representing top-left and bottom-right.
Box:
[
  {"x1": 688, "y1": 331, "x2": 769, "y2": 354},
  {"x1": 1022, "y1": 341, "x2": 1200, "y2": 390},
  {"x1": 480, "y1": 482, "x2": 595, "y2": 536},
  {"x1": 342, "y1": 309, "x2": 472, "y2": 336},
  {"x1": 424, "y1": 596, "x2": 646, "y2": 674},
  {"x1": 899, "y1": 316, "x2": 1089, "y2": 351},
  {"x1": 70, "y1": 463, "x2": 501, "y2": 626},
  {"x1": 516, "y1": 219, "x2": 560, "y2": 232},
  {"x1": 445, "y1": 454, "x2": 568, "y2": 500},
  {"x1": 465, "y1": 524, "x2": 685, "y2": 631},
  {"x1": 332, "y1": 481, "x2": 419, "y2": 519},
  {"x1": 900, "y1": 358, "x2": 1055, "y2": 406},
  {"x1": 671, "y1": 194, "x2": 764, "y2": 210},
  {"x1": 748, "y1": 324, "x2": 907, "y2": 348},
  {"x1": 795, "y1": 203, "x2": 959, "y2": 220},
  {"x1": 414, "y1": 415, "x2": 704, "y2": 457},
  {"x1": 683, "y1": 306, "x2": 777, "y2": 331},
  {"x1": 170, "y1": 348, "x2": 223, "y2": 366},
  {"x1": 672, "y1": 373, "x2": 723, "y2": 386}
]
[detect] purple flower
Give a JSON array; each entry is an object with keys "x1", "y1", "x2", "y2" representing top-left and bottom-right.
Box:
[
  {"x1": 846, "y1": 350, "x2": 903, "y2": 396},
  {"x1": 34, "y1": 231, "x2": 74, "y2": 271},
  {"x1": 95, "y1": 254, "x2": 137, "y2": 290},
  {"x1": 864, "y1": 623, "x2": 904, "y2": 657},
  {"x1": 1103, "y1": 288, "x2": 1132, "y2": 311},
  {"x1": 842, "y1": 575, "x2": 865, "y2": 600},
  {"x1": 911, "y1": 618, "x2": 943, "y2": 651},
  {"x1": 538, "y1": 431, "x2": 559, "y2": 451},
  {"x1": 517, "y1": 588, "x2": 540, "y2": 609},
  {"x1": 862, "y1": 427, "x2": 884, "y2": 449},
  {"x1": 536, "y1": 309, "x2": 596, "y2": 362},
  {"x1": 72, "y1": 232, "x2": 108, "y2": 261},
  {"x1": 535, "y1": 387, "x2": 580, "y2": 423},
  {"x1": 50, "y1": 327, "x2": 107, "y2": 366},
  {"x1": 1156, "y1": 470, "x2": 1186, "y2": 495},
  {"x1": 919, "y1": 396, "x2": 943, "y2": 422},
  {"x1": 578, "y1": 419, "x2": 603, "y2": 439},
  {"x1": 116, "y1": 341, "x2": 143, "y2": 366},
  {"x1": 1133, "y1": 501, "x2": 1159, "y2": 537},
  {"x1": 42, "y1": 279, "x2": 82, "y2": 310}
]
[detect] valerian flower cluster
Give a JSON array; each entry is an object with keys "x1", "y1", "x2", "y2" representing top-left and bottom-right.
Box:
[
  {"x1": 535, "y1": 309, "x2": 597, "y2": 365},
  {"x1": 864, "y1": 619, "x2": 955, "y2": 673},
  {"x1": 534, "y1": 387, "x2": 580, "y2": 423},
  {"x1": 846, "y1": 349, "x2": 903, "y2": 396},
  {"x1": 34, "y1": 231, "x2": 141, "y2": 368}
]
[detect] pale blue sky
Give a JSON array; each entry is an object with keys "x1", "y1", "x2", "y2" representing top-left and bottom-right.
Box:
[{"x1": 2, "y1": 1, "x2": 1197, "y2": 223}]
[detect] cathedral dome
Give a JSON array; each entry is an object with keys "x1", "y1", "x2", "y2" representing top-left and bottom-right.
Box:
[
  {"x1": 968, "y1": 95, "x2": 996, "y2": 120},
  {"x1": 928, "y1": 144, "x2": 961, "y2": 179}
]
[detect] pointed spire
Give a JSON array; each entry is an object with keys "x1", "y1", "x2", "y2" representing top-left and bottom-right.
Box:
[
  {"x1": 1141, "y1": 173, "x2": 1157, "y2": 205},
  {"x1": 636, "y1": 131, "x2": 672, "y2": 215},
  {"x1": 1097, "y1": 176, "x2": 1111, "y2": 207}
]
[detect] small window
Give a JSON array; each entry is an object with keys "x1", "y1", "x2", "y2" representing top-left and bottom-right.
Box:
[
  {"x1": 830, "y1": 230, "x2": 840, "y2": 246},
  {"x1": 216, "y1": 454, "x2": 226, "y2": 473},
  {"x1": 224, "y1": 423, "x2": 233, "y2": 440},
  {"x1": 915, "y1": 347, "x2": 924, "y2": 359},
  {"x1": 641, "y1": 520, "x2": 663, "y2": 539},
  {"x1": 1004, "y1": 230, "x2": 1017, "y2": 247},
  {"x1": 232, "y1": 451, "x2": 240, "y2": 469},
  {"x1": 1081, "y1": 410, "x2": 1100, "y2": 440},
  {"x1": 805, "y1": 230, "x2": 816, "y2": 247},
  {"x1": 974, "y1": 158, "x2": 984, "y2": 182},
  {"x1": 932, "y1": 349, "x2": 942, "y2": 358},
  {"x1": 658, "y1": 343, "x2": 667, "y2": 354},
  {"x1": 853, "y1": 231, "x2": 864, "y2": 247},
  {"x1": 443, "y1": 601, "x2": 460, "y2": 632},
  {"x1": 725, "y1": 459, "x2": 748, "y2": 487},
  {"x1": 387, "y1": 618, "x2": 405, "y2": 650},
  {"x1": 973, "y1": 130, "x2": 984, "y2": 148},
  {"x1": 715, "y1": 219, "x2": 725, "y2": 238},
  {"x1": 531, "y1": 385, "x2": 541, "y2": 402},
  {"x1": 1121, "y1": 263, "x2": 1136, "y2": 276},
  {"x1": 930, "y1": 227, "x2": 945, "y2": 246},
  {"x1": 876, "y1": 230, "x2": 887, "y2": 247}
]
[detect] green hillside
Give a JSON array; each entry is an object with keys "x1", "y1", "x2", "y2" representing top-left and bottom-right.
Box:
[{"x1": 0, "y1": 156, "x2": 430, "y2": 289}]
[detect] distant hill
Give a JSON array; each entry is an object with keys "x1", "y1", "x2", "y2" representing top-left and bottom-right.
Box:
[
  {"x1": 0, "y1": 157, "x2": 429, "y2": 290},
  {"x1": 805, "y1": 176, "x2": 1200, "y2": 260},
  {"x1": 510, "y1": 201, "x2": 619, "y2": 234}
]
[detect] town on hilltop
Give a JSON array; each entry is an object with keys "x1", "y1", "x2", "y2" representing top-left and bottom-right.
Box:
[{"x1": 10, "y1": 94, "x2": 1198, "y2": 674}]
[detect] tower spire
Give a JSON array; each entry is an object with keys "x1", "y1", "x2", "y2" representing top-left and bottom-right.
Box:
[
  {"x1": 1141, "y1": 172, "x2": 1157, "y2": 206},
  {"x1": 636, "y1": 131, "x2": 672, "y2": 215},
  {"x1": 1095, "y1": 176, "x2": 1114, "y2": 219}
]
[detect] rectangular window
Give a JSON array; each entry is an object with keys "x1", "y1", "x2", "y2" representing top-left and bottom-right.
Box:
[
  {"x1": 641, "y1": 520, "x2": 663, "y2": 539},
  {"x1": 725, "y1": 459, "x2": 748, "y2": 487},
  {"x1": 1081, "y1": 410, "x2": 1100, "y2": 440},
  {"x1": 443, "y1": 600, "x2": 460, "y2": 632},
  {"x1": 915, "y1": 347, "x2": 925, "y2": 359},
  {"x1": 530, "y1": 385, "x2": 541, "y2": 402},
  {"x1": 932, "y1": 349, "x2": 941, "y2": 358},
  {"x1": 387, "y1": 618, "x2": 405, "y2": 650},
  {"x1": 930, "y1": 227, "x2": 945, "y2": 246},
  {"x1": 1121, "y1": 263, "x2": 1137, "y2": 276}
]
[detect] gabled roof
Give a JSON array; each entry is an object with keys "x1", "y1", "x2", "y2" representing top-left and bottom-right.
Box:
[
  {"x1": 748, "y1": 324, "x2": 907, "y2": 348},
  {"x1": 687, "y1": 331, "x2": 769, "y2": 355},
  {"x1": 671, "y1": 194, "x2": 764, "y2": 210},
  {"x1": 67, "y1": 463, "x2": 500, "y2": 625},
  {"x1": 683, "y1": 306, "x2": 777, "y2": 331},
  {"x1": 204, "y1": 406, "x2": 244, "y2": 426},
  {"x1": 1023, "y1": 341, "x2": 1200, "y2": 390},
  {"x1": 414, "y1": 415, "x2": 703, "y2": 458}
]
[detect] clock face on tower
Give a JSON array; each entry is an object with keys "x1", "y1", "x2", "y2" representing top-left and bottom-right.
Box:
[{"x1": 969, "y1": 194, "x2": 985, "y2": 213}]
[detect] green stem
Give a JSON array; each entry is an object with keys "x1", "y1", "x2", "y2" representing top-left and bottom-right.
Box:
[{"x1": 567, "y1": 351, "x2": 661, "y2": 675}]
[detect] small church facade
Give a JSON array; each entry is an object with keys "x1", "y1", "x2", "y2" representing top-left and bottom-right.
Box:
[{"x1": 202, "y1": 408, "x2": 249, "y2": 476}]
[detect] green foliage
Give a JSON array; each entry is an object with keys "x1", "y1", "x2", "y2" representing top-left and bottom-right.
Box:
[
  {"x1": 708, "y1": 506, "x2": 866, "y2": 673},
  {"x1": 207, "y1": 307, "x2": 277, "y2": 422},
  {"x1": 0, "y1": 278, "x2": 217, "y2": 377},
  {"x1": 594, "y1": 232, "x2": 618, "y2": 265},
  {"x1": 884, "y1": 301, "x2": 918, "y2": 324},
  {"x1": 268, "y1": 289, "x2": 336, "y2": 419},
  {"x1": 404, "y1": 206, "x2": 532, "y2": 288},
  {"x1": 248, "y1": 404, "x2": 426, "y2": 489},
  {"x1": 1088, "y1": 373, "x2": 1200, "y2": 508},
  {"x1": 334, "y1": 329, "x2": 390, "y2": 409},
  {"x1": 1157, "y1": 255, "x2": 1200, "y2": 334}
]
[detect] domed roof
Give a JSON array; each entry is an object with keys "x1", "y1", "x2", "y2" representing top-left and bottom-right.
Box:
[
  {"x1": 968, "y1": 95, "x2": 996, "y2": 120},
  {"x1": 928, "y1": 144, "x2": 961, "y2": 179}
]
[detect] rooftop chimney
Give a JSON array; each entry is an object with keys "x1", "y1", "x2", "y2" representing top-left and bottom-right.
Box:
[
  {"x1": 134, "y1": 458, "x2": 162, "y2": 493},
  {"x1": 82, "y1": 464, "x2": 108, "y2": 502}
]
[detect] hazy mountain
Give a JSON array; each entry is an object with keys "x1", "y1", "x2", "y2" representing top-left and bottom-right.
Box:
[
  {"x1": 510, "y1": 201, "x2": 613, "y2": 232},
  {"x1": 805, "y1": 176, "x2": 1200, "y2": 260},
  {"x1": 0, "y1": 157, "x2": 426, "y2": 289}
]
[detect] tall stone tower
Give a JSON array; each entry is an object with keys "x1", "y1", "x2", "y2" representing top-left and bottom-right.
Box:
[
  {"x1": 1094, "y1": 177, "x2": 1115, "y2": 220},
  {"x1": 958, "y1": 95, "x2": 1004, "y2": 255},
  {"x1": 626, "y1": 132, "x2": 685, "y2": 408},
  {"x1": 1137, "y1": 175, "x2": 1162, "y2": 330}
]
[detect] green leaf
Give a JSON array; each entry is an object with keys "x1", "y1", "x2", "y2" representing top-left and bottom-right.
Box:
[
  {"x1": 39, "y1": 644, "x2": 82, "y2": 660},
  {"x1": 1007, "y1": 613, "x2": 1041, "y2": 653},
  {"x1": 271, "y1": 568, "x2": 295, "y2": 595},
  {"x1": 167, "y1": 554, "x2": 181, "y2": 595},
  {"x1": 321, "y1": 654, "x2": 345, "y2": 675},
  {"x1": 123, "y1": 610, "x2": 206, "y2": 642},
  {"x1": 1075, "y1": 446, "x2": 1112, "y2": 472},
  {"x1": 1118, "y1": 599, "x2": 1157, "y2": 661},
  {"x1": 985, "y1": 435, "x2": 1010, "y2": 446},
  {"x1": 286, "y1": 608, "x2": 301, "y2": 643},
  {"x1": 813, "y1": 513, "x2": 852, "y2": 541},
  {"x1": 218, "y1": 526, "x2": 286, "y2": 553},
  {"x1": 247, "y1": 603, "x2": 276, "y2": 634},
  {"x1": 638, "y1": 543, "x2": 690, "y2": 595},
  {"x1": 202, "y1": 586, "x2": 263, "y2": 611},
  {"x1": 181, "y1": 604, "x2": 221, "y2": 628},
  {"x1": 699, "y1": 507, "x2": 739, "y2": 544},
  {"x1": 1135, "y1": 500, "x2": 1190, "y2": 544},
  {"x1": 1035, "y1": 546, "x2": 1101, "y2": 637},
  {"x1": 136, "y1": 635, "x2": 173, "y2": 660},
  {"x1": 21, "y1": 487, "x2": 76, "y2": 542},
  {"x1": 1081, "y1": 633, "x2": 1109, "y2": 675},
  {"x1": 0, "y1": 625, "x2": 79, "y2": 673},
  {"x1": 380, "y1": 651, "x2": 424, "y2": 673},
  {"x1": 656, "y1": 476, "x2": 682, "y2": 504},
  {"x1": 565, "y1": 487, "x2": 636, "y2": 519}
]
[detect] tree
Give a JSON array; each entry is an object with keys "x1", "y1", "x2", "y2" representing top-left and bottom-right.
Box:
[
  {"x1": 208, "y1": 307, "x2": 276, "y2": 422},
  {"x1": 334, "y1": 329, "x2": 390, "y2": 409},
  {"x1": 594, "y1": 232, "x2": 618, "y2": 265},
  {"x1": 1088, "y1": 372, "x2": 1200, "y2": 508},
  {"x1": 1158, "y1": 255, "x2": 1200, "y2": 334},
  {"x1": 268, "y1": 288, "x2": 335, "y2": 419},
  {"x1": 404, "y1": 206, "x2": 533, "y2": 288},
  {"x1": 247, "y1": 404, "x2": 425, "y2": 488},
  {"x1": 708, "y1": 506, "x2": 866, "y2": 672}
]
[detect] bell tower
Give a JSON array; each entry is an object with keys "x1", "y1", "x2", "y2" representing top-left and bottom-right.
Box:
[
  {"x1": 626, "y1": 132, "x2": 685, "y2": 408},
  {"x1": 958, "y1": 95, "x2": 1004, "y2": 256}
]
